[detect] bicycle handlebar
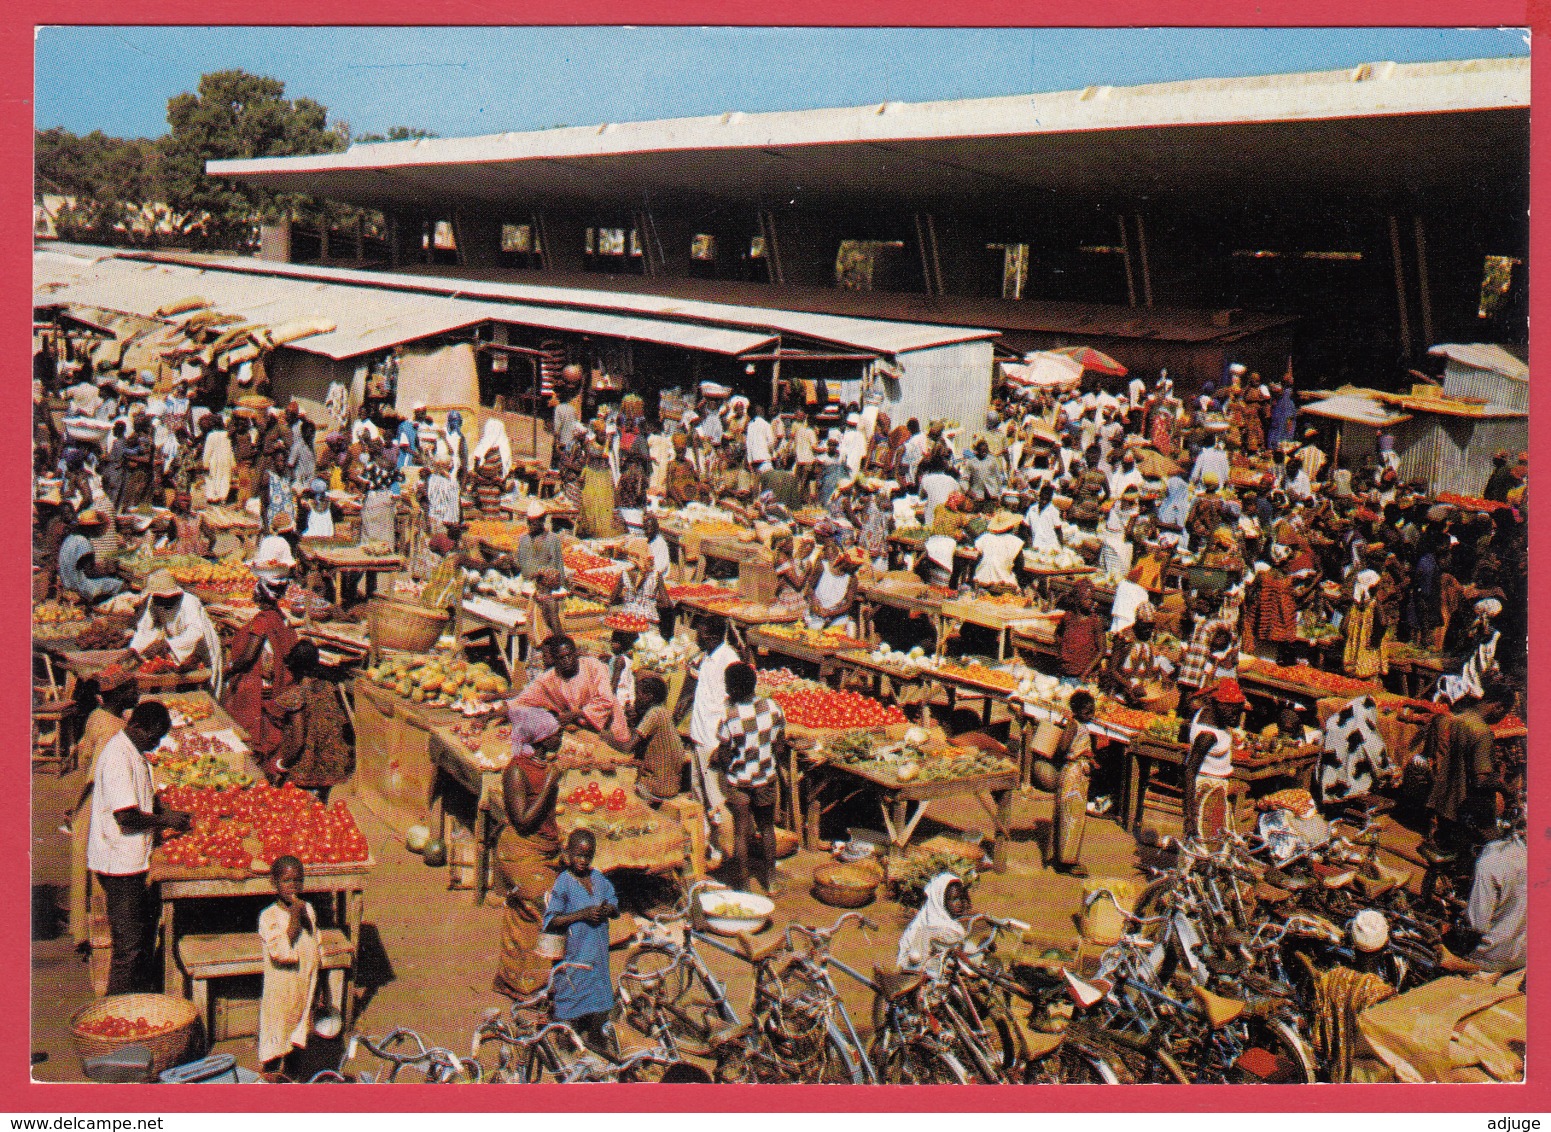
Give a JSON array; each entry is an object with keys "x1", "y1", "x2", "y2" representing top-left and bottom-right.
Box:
[
  {"x1": 1082, "y1": 888, "x2": 1169, "y2": 927},
  {"x1": 785, "y1": 911, "x2": 876, "y2": 950},
  {"x1": 507, "y1": 961, "x2": 593, "y2": 1010}
]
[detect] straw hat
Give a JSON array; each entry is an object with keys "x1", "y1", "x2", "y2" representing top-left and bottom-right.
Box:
[
  {"x1": 526, "y1": 500, "x2": 547, "y2": 520},
  {"x1": 145, "y1": 569, "x2": 183, "y2": 599},
  {"x1": 986, "y1": 511, "x2": 1022, "y2": 534},
  {"x1": 75, "y1": 508, "x2": 105, "y2": 528}
]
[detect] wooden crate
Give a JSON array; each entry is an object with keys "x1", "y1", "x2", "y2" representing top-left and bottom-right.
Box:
[{"x1": 350, "y1": 680, "x2": 436, "y2": 833}]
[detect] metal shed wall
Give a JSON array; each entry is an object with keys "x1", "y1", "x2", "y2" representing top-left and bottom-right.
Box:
[
  {"x1": 887, "y1": 340, "x2": 995, "y2": 433},
  {"x1": 1393, "y1": 414, "x2": 1528, "y2": 496},
  {"x1": 1440, "y1": 360, "x2": 1529, "y2": 413}
]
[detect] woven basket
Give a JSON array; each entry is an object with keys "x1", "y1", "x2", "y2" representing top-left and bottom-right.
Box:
[
  {"x1": 69, "y1": 993, "x2": 198, "y2": 1077},
  {"x1": 812, "y1": 860, "x2": 884, "y2": 909},
  {"x1": 367, "y1": 597, "x2": 450, "y2": 654}
]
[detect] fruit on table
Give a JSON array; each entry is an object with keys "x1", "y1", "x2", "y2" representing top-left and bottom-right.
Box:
[
  {"x1": 604, "y1": 613, "x2": 654, "y2": 634},
  {"x1": 563, "y1": 548, "x2": 613, "y2": 574},
  {"x1": 667, "y1": 584, "x2": 735, "y2": 602},
  {"x1": 162, "y1": 695, "x2": 214, "y2": 721},
  {"x1": 464, "y1": 519, "x2": 522, "y2": 553},
  {"x1": 366, "y1": 653, "x2": 508, "y2": 706},
  {"x1": 158, "y1": 782, "x2": 369, "y2": 868},
  {"x1": 934, "y1": 662, "x2": 1019, "y2": 692},
  {"x1": 33, "y1": 601, "x2": 86, "y2": 624},
  {"x1": 156, "y1": 752, "x2": 253, "y2": 790},
  {"x1": 1242, "y1": 657, "x2": 1376, "y2": 697},
  {"x1": 770, "y1": 688, "x2": 905, "y2": 730},
  {"x1": 169, "y1": 558, "x2": 255, "y2": 592},
  {"x1": 562, "y1": 596, "x2": 606, "y2": 616},
  {"x1": 761, "y1": 624, "x2": 868, "y2": 650}
]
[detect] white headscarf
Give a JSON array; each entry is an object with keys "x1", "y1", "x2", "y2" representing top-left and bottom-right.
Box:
[
  {"x1": 472, "y1": 418, "x2": 513, "y2": 477},
  {"x1": 897, "y1": 872, "x2": 966, "y2": 970},
  {"x1": 1352, "y1": 569, "x2": 1381, "y2": 605}
]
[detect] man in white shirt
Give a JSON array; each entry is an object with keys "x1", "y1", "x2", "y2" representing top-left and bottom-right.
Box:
[
  {"x1": 89, "y1": 701, "x2": 191, "y2": 993},
  {"x1": 900, "y1": 420, "x2": 929, "y2": 486},
  {"x1": 1026, "y1": 484, "x2": 1064, "y2": 551},
  {"x1": 688, "y1": 616, "x2": 741, "y2": 853},
  {"x1": 1463, "y1": 826, "x2": 1527, "y2": 972},
  {"x1": 131, "y1": 570, "x2": 224, "y2": 696},
  {"x1": 1108, "y1": 450, "x2": 1145, "y2": 500},
  {"x1": 1128, "y1": 375, "x2": 1147, "y2": 410},
  {"x1": 744, "y1": 405, "x2": 775, "y2": 472},
  {"x1": 973, "y1": 512, "x2": 1026, "y2": 589},
  {"x1": 919, "y1": 460, "x2": 961, "y2": 528},
  {"x1": 1189, "y1": 436, "x2": 1232, "y2": 489},
  {"x1": 839, "y1": 414, "x2": 867, "y2": 475}
]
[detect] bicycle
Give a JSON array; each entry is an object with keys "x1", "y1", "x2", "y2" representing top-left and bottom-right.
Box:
[
  {"x1": 471, "y1": 961, "x2": 610, "y2": 1082},
  {"x1": 617, "y1": 880, "x2": 741, "y2": 1056},
  {"x1": 707, "y1": 912, "x2": 876, "y2": 1084},
  {"x1": 321, "y1": 1027, "x2": 482, "y2": 1083}
]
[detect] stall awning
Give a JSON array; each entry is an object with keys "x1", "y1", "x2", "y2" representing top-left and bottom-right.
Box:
[
  {"x1": 1300, "y1": 395, "x2": 1412, "y2": 428},
  {"x1": 34, "y1": 251, "x2": 777, "y2": 360}
]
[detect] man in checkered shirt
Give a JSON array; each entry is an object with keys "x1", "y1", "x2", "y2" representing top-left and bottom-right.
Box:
[{"x1": 715, "y1": 663, "x2": 785, "y2": 896}]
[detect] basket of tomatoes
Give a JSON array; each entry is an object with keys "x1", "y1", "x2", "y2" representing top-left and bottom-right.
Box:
[{"x1": 70, "y1": 993, "x2": 198, "y2": 1075}]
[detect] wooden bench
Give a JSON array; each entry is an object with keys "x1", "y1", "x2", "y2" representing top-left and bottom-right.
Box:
[{"x1": 176, "y1": 929, "x2": 357, "y2": 1040}]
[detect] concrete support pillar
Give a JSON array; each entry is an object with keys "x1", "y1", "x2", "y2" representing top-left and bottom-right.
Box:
[
  {"x1": 453, "y1": 209, "x2": 503, "y2": 269},
  {"x1": 259, "y1": 221, "x2": 291, "y2": 263},
  {"x1": 387, "y1": 212, "x2": 420, "y2": 268}
]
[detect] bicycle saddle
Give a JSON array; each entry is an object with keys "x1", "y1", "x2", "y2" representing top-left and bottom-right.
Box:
[
  {"x1": 1191, "y1": 984, "x2": 1246, "y2": 1029},
  {"x1": 1013, "y1": 1018, "x2": 1066, "y2": 1061},
  {"x1": 872, "y1": 964, "x2": 926, "y2": 1001},
  {"x1": 706, "y1": 1022, "x2": 753, "y2": 1048},
  {"x1": 736, "y1": 930, "x2": 784, "y2": 964}
]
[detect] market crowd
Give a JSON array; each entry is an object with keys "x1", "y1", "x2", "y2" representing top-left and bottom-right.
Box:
[{"x1": 33, "y1": 341, "x2": 1527, "y2": 1075}]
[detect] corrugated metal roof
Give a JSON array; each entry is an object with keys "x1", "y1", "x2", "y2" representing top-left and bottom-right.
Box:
[
  {"x1": 123, "y1": 252, "x2": 998, "y2": 355},
  {"x1": 33, "y1": 252, "x2": 777, "y2": 359},
  {"x1": 1309, "y1": 383, "x2": 1526, "y2": 422},
  {"x1": 1427, "y1": 342, "x2": 1528, "y2": 382}
]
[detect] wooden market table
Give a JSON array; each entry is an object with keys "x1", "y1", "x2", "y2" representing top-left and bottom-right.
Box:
[
  {"x1": 35, "y1": 642, "x2": 213, "y2": 698},
  {"x1": 1235, "y1": 657, "x2": 1380, "y2": 708},
  {"x1": 924, "y1": 663, "x2": 1023, "y2": 730},
  {"x1": 856, "y1": 582, "x2": 946, "y2": 647},
  {"x1": 745, "y1": 627, "x2": 867, "y2": 682},
  {"x1": 674, "y1": 592, "x2": 802, "y2": 629},
  {"x1": 1119, "y1": 735, "x2": 1322, "y2": 834},
  {"x1": 300, "y1": 545, "x2": 406, "y2": 607},
  {"x1": 151, "y1": 848, "x2": 373, "y2": 1021},
  {"x1": 940, "y1": 598, "x2": 1062, "y2": 662},
  {"x1": 455, "y1": 595, "x2": 529, "y2": 676},
  {"x1": 802, "y1": 758, "x2": 1019, "y2": 871}
]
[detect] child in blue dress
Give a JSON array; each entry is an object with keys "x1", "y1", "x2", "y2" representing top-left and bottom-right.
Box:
[{"x1": 543, "y1": 829, "x2": 619, "y2": 1053}]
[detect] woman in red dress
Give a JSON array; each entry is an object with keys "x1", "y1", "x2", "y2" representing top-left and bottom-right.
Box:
[{"x1": 221, "y1": 578, "x2": 299, "y2": 772}]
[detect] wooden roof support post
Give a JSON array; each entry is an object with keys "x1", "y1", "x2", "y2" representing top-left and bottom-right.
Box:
[
  {"x1": 1413, "y1": 215, "x2": 1434, "y2": 347},
  {"x1": 1135, "y1": 213, "x2": 1154, "y2": 308},
  {"x1": 1119, "y1": 214, "x2": 1138, "y2": 308},
  {"x1": 1389, "y1": 214, "x2": 1412, "y2": 360}
]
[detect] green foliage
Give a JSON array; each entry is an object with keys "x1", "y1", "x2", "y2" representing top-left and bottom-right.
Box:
[
  {"x1": 355, "y1": 126, "x2": 439, "y2": 143},
  {"x1": 158, "y1": 69, "x2": 348, "y2": 247},
  {"x1": 35, "y1": 127, "x2": 162, "y2": 242}
]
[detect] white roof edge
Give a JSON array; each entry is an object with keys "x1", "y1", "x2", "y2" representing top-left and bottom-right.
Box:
[
  {"x1": 112, "y1": 251, "x2": 999, "y2": 354},
  {"x1": 1427, "y1": 341, "x2": 1529, "y2": 381},
  {"x1": 209, "y1": 56, "x2": 1528, "y2": 178}
]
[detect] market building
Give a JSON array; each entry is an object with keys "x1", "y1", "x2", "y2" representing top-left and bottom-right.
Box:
[{"x1": 211, "y1": 56, "x2": 1528, "y2": 391}]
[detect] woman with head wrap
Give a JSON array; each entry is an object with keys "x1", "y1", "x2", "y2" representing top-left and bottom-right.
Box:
[
  {"x1": 1185, "y1": 679, "x2": 1247, "y2": 844},
  {"x1": 222, "y1": 576, "x2": 301, "y2": 771},
  {"x1": 577, "y1": 419, "x2": 623, "y2": 538},
  {"x1": 494, "y1": 706, "x2": 567, "y2": 998},
  {"x1": 472, "y1": 417, "x2": 514, "y2": 479},
  {"x1": 434, "y1": 410, "x2": 469, "y2": 481},
  {"x1": 1342, "y1": 567, "x2": 1387, "y2": 679},
  {"x1": 1436, "y1": 599, "x2": 1503, "y2": 705},
  {"x1": 896, "y1": 872, "x2": 970, "y2": 971}
]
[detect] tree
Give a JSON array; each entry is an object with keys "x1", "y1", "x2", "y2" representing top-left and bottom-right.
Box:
[
  {"x1": 355, "y1": 126, "x2": 439, "y2": 143},
  {"x1": 35, "y1": 127, "x2": 161, "y2": 242},
  {"x1": 160, "y1": 69, "x2": 348, "y2": 248}
]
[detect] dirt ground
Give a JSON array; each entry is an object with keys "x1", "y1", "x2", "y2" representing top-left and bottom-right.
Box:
[{"x1": 30, "y1": 736, "x2": 1428, "y2": 1084}]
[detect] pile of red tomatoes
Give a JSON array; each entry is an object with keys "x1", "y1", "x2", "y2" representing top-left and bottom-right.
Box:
[
  {"x1": 157, "y1": 782, "x2": 369, "y2": 871},
  {"x1": 563, "y1": 780, "x2": 629, "y2": 814},
  {"x1": 768, "y1": 688, "x2": 905, "y2": 730}
]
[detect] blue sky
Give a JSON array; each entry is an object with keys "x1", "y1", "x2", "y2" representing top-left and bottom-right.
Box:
[{"x1": 35, "y1": 26, "x2": 1528, "y2": 141}]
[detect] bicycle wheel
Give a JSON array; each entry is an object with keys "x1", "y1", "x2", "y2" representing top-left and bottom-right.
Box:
[
  {"x1": 1232, "y1": 1016, "x2": 1317, "y2": 1084},
  {"x1": 873, "y1": 1036, "x2": 970, "y2": 1084},
  {"x1": 620, "y1": 944, "x2": 726, "y2": 1056},
  {"x1": 813, "y1": 1022, "x2": 865, "y2": 1084},
  {"x1": 1042, "y1": 1036, "x2": 1134, "y2": 1084}
]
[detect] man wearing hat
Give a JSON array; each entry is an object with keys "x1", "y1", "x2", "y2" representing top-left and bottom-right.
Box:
[
  {"x1": 129, "y1": 569, "x2": 224, "y2": 695},
  {"x1": 972, "y1": 511, "x2": 1025, "y2": 590},
  {"x1": 58, "y1": 509, "x2": 125, "y2": 604},
  {"x1": 515, "y1": 501, "x2": 565, "y2": 583}
]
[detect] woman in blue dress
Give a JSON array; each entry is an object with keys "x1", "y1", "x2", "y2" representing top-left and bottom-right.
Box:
[{"x1": 543, "y1": 829, "x2": 620, "y2": 1053}]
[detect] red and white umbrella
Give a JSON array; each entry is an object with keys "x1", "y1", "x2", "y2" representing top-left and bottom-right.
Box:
[{"x1": 1050, "y1": 345, "x2": 1128, "y2": 377}]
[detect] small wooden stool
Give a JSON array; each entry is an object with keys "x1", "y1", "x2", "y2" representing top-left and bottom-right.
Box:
[{"x1": 176, "y1": 929, "x2": 357, "y2": 1041}]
